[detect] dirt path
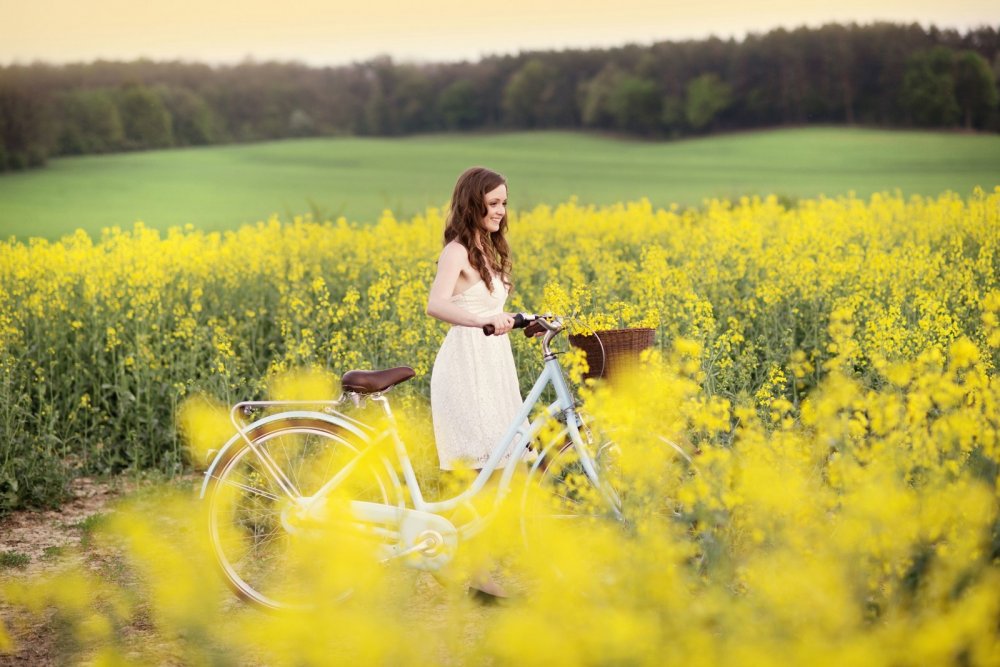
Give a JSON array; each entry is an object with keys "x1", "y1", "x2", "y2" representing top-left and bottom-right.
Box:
[
  {"x1": 0, "y1": 478, "x2": 126, "y2": 572},
  {"x1": 0, "y1": 477, "x2": 145, "y2": 665}
]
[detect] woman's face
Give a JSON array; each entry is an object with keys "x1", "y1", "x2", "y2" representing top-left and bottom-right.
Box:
[{"x1": 480, "y1": 183, "x2": 507, "y2": 233}]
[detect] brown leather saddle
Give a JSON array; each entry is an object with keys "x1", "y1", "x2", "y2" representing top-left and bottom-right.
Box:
[{"x1": 340, "y1": 366, "x2": 415, "y2": 394}]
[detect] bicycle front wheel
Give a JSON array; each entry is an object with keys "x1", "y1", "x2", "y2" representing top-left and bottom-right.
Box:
[
  {"x1": 521, "y1": 415, "x2": 697, "y2": 560},
  {"x1": 205, "y1": 416, "x2": 398, "y2": 610},
  {"x1": 520, "y1": 415, "x2": 623, "y2": 553}
]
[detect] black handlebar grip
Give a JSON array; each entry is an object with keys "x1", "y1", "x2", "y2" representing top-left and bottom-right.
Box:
[{"x1": 483, "y1": 313, "x2": 527, "y2": 336}]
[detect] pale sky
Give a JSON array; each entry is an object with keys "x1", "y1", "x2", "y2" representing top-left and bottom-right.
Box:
[{"x1": 1, "y1": 0, "x2": 998, "y2": 67}]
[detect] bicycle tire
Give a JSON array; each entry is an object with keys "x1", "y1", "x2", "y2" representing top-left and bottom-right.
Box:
[{"x1": 204, "y1": 416, "x2": 399, "y2": 610}]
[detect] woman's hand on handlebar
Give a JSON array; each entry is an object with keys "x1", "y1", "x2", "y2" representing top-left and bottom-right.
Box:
[
  {"x1": 483, "y1": 312, "x2": 515, "y2": 336},
  {"x1": 483, "y1": 312, "x2": 552, "y2": 336}
]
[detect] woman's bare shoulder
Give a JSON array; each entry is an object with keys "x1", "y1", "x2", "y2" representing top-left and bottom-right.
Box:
[{"x1": 439, "y1": 241, "x2": 471, "y2": 264}]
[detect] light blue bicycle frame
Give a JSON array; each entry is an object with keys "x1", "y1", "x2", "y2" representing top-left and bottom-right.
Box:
[{"x1": 308, "y1": 340, "x2": 616, "y2": 543}]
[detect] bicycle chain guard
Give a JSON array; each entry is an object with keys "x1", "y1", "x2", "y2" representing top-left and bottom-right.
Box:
[{"x1": 352, "y1": 501, "x2": 459, "y2": 571}]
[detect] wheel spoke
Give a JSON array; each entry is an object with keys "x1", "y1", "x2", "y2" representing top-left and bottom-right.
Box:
[{"x1": 219, "y1": 478, "x2": 282, "y2": 502}]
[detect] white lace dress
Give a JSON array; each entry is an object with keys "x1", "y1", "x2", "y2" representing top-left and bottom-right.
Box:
[{"x1": 430, "y1": 276, "x2": 528, "y2": 470}]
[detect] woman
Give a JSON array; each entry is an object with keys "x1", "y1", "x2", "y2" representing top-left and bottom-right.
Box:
[
  {"x1": 426, "y1": 166, "x2": 527, "y2": 600},
  {"x1": 426, "y1": 166, "x2": 527, "y2": 472}
]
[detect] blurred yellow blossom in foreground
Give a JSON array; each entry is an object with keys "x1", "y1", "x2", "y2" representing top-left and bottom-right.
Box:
[{"x1": 2, "y1": 341, "x2": 998, "y2": 664}]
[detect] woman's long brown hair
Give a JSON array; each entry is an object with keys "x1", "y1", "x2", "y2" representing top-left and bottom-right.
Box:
[{"x1": 443, "y1": 166, "x2": 512, "y2": 293}]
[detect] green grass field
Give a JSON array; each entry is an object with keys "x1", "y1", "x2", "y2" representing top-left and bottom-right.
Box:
[{"x1": 1, "y1": 127, "x2": 998, "y2": 240}]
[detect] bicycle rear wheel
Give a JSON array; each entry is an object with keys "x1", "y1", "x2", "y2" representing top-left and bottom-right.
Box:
[{"x1": 205, "y1": 416, "x2": 397, "y2": 610}]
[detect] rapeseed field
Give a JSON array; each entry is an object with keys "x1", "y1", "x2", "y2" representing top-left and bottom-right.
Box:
[{"x1": 0, "y1": 189, "x2": 997, "y2": 664}]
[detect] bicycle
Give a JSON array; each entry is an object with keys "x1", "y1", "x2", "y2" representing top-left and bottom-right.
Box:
[{"x1": 200, "y1": 313, "x2": 635, "y2": 610}]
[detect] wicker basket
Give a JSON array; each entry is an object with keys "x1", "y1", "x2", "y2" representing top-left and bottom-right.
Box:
[{"x1": 568, "y1": 327, "x2": 656, "y2": 381}]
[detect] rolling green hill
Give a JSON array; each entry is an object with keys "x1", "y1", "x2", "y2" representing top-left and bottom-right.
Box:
[{"x1": 1, "y1": 127, "x2": 998, "y2": 240}]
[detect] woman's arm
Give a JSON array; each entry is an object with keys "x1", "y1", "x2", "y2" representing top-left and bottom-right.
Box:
[{"x1": 426, "y1": 243, "x2": 514, "y2": 333}]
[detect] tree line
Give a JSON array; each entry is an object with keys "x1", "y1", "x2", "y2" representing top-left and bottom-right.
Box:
[{"x1": 1, "y1": 21, "x2": 998, "y2": 172}]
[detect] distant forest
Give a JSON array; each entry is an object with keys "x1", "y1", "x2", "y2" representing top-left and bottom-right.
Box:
[{"x1": 1, "y1": 22, "x2": 998, "y2": 171}]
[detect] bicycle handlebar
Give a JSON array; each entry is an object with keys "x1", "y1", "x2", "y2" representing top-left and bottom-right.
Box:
[{"x1": 483, "y1": 313, "x2": 560, "y2": 338}]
